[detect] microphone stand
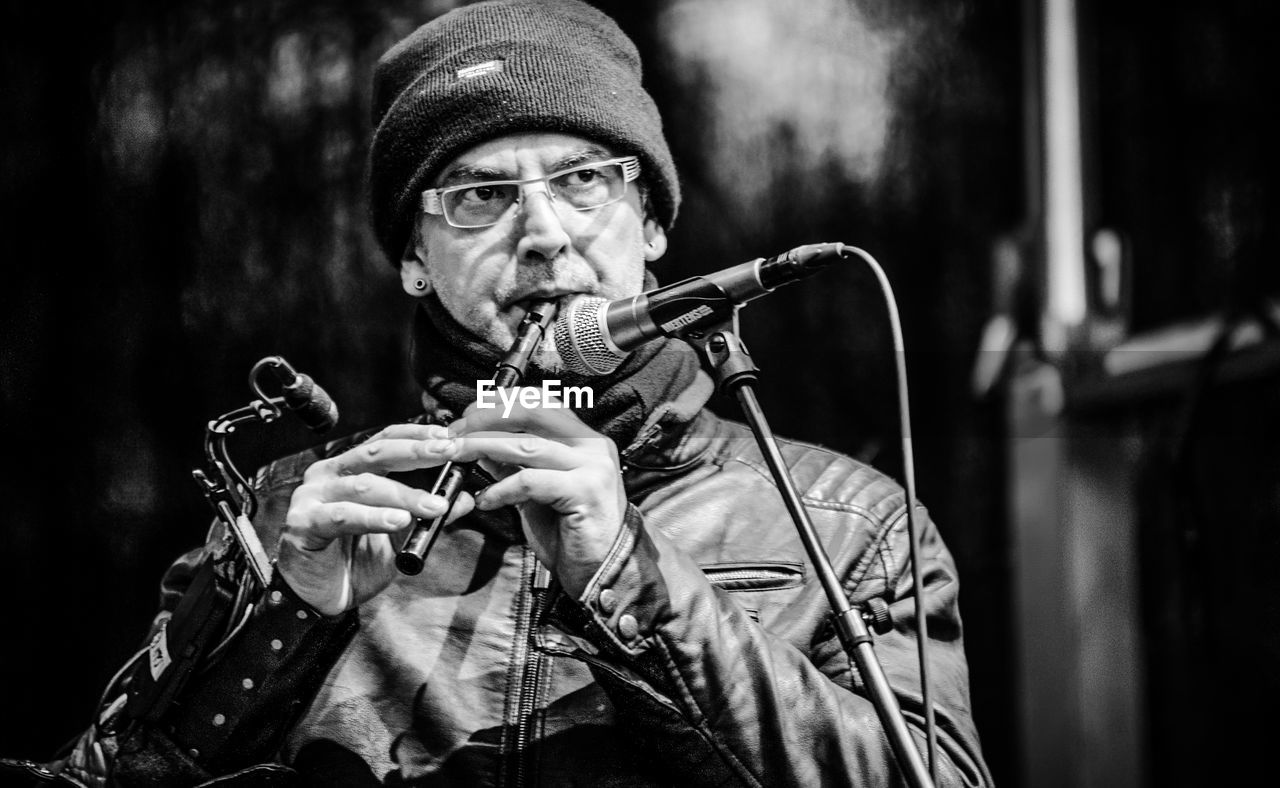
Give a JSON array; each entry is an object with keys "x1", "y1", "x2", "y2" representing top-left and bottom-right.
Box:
[{"x1": 683, "y1": 311, "x2": 935, "y2": 788}]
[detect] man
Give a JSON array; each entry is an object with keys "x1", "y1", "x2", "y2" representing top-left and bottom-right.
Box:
[{"x1": 22, "y1": 0, "x2": 991, "y2": 784}]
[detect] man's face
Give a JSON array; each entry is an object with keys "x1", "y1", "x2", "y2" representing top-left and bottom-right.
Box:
[{"x1": 403, "y1": 132, "x2": 666, "y2": 371}]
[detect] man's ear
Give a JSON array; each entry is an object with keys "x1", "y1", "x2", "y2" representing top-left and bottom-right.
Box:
[
  {"x1": 399, "y1": 224, "x2": 432, "y2": 297},
  {"x1": 642, "y1": 219, "x2": 668, "y2": 262}
]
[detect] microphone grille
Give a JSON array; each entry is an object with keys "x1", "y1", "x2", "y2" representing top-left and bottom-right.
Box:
[{"x1": 553, "y1": 296, "x2": 625, "y2": 376}]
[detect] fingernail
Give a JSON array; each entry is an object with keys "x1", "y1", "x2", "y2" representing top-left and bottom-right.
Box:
[
  {"x1": 418, "y1": 494, "x2": 443, "y2": 514},
  {"x1": 424, "y1": 437, "x2": 455, "y2": 456},
  {"x1": 447, "y1": 419, "x2": 466, "y2": 438},
  {"x1": 385, "y1": 510, "x2": 411, "y2": 527},
  {"x1": 474, "y1": 487, "x2": 494, "y2": 510}
]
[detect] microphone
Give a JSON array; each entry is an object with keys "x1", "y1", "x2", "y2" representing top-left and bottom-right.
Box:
[
  {"x1": 554, "y1": 242, "x2": 848, "y2": 375},
  {"x1": 280, "y1": 372, "x2": 340, "y2": 433},
  {"x1": 246, "y1": 355, "x2": 339, "y2": 434},
  {"x1": 248, "y1": 356, "x2": 340, "y2": 433}
]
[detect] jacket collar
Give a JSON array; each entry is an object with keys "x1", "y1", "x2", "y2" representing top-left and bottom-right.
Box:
[{"x1": 618, "y1": 369, "x2": 717, "y2": 472}]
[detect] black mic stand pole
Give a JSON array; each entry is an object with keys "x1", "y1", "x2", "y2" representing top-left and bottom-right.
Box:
[{"x1": 684, "y1": 312, "x2": 934, "y2": 788}]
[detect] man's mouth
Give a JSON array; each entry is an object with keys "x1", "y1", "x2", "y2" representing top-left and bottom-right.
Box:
[{"x1": 506, "y1": 291, "x2": 588, "y2": 315}]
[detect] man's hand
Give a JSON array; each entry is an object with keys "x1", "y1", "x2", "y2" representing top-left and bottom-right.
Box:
[
  {"x1": 278, "y1": 423, "x2": 474, "y2": 616},
  {"x1": 449, "y1": 395, "x2": 626, "y2": 598}
]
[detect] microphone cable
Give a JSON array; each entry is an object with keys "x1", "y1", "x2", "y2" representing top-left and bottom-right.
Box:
[{"x1": 840, "y1": 245, "x2": 938, "y2": 783}]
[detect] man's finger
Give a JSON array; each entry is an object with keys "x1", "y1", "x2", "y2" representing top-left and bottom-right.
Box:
[
  {"x1": 365, "y1": 423, "x2": 451, "y2": 442},
  {"x1": 285, "y1": 502, "x2": 416, "y2": 550},
  {"x1": 320, "y1": 472, "x2": 451, "y2": 519},
  {"x1": 473, "y1": 467, "x2": 600, "y2": 511},
  {"x1": 310, "y1": 437, "x2": 457, "y2": 480},
  {"x1": 454, "y1": 395, "x2": 597, "y2": 441},
  {"x1": 451, "y1": 431, "x2": 581, "y2": 471},
  {"x1": 439, "y1": 490, "x2": 476, "y2": 525}
]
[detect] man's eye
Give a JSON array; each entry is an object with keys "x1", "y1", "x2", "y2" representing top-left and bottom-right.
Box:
[
  {"x1": 460, "y1": 185, "x2": 500, "y2": 202},
  {"x1": 562, "y1": 168, "x2": 601, "y2": 186}
]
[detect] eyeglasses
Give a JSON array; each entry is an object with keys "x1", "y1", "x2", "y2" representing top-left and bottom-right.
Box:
[{"x1": 421, "y1": 156, "x2": 641, "y2": 229}]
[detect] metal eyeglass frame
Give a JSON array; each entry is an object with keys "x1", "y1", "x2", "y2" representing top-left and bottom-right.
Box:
[{"x1": 420, "y1": 156, "x2": 641, "y2": 228}]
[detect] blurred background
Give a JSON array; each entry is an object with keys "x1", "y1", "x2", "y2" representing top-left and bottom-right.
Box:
[{"x1": 2, "y1": 0, "x2": 1277, "y2": 785}]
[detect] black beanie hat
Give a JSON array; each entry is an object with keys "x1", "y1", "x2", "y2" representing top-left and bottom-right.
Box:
[{"x1": 368, "y1": 0, "x2": 680, "y2": 266}]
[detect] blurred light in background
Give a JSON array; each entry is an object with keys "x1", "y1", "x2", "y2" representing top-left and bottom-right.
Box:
[{"x1": 658, "y1": 0, "x2": 899, "y2": 223}]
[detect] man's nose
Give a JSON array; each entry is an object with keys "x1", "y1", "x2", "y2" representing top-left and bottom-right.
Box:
[{"x1": 515, "y1": 184, "x2": 570, "y2": 263}]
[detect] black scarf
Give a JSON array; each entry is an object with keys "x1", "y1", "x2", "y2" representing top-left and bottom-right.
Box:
[{"x1": 409, "y1": 291, "x2": 707, "y2": 454}]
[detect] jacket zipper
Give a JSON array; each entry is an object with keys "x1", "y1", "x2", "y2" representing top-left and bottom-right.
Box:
[
  {"x1": 701, "y1": 563, "x2": 804, "y2": 591},
  {"x1": 508, "y1": 548, "x2": 550, "y2": 787},
  {"x1": 705, "y1": 568, "x2": 786, "y2": 584}
]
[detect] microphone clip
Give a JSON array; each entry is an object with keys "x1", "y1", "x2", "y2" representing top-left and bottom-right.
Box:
[{"x1": 680, "y1": 311, "x2": 760, "y2": 397}]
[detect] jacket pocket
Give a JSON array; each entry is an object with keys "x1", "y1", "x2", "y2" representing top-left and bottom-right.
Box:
[{"x1": 700, "y1": 562, "x2": 804, "y2": 592}]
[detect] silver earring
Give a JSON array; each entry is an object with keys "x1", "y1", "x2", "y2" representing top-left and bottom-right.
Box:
[{"x1": 413, "y1": 279, "x2": 428, "y2": 291}]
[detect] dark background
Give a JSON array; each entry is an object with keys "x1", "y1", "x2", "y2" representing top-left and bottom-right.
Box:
[{"x1": 2, "y1": 1, "x2": 1276, "y2": 786}]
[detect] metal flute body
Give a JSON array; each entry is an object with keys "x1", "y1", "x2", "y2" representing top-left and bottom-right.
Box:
[{"x1": 395, "y1": 300, "x2": 558, "y2": 575}]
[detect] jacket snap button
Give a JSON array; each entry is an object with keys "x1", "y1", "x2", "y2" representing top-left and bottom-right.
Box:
[
  {"x1": 617, "y1": 613, "x2": 639, "y2": 641},
  {"x1": 598, "y1": 588, "x2": 618, "y2": 615}
]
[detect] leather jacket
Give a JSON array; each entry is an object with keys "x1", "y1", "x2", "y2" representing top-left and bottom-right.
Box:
[{"x1": 22, "y1": 394, "x2": 991, "y2": 787}]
